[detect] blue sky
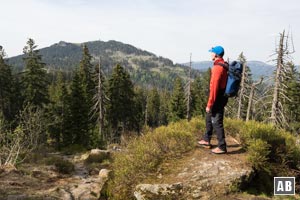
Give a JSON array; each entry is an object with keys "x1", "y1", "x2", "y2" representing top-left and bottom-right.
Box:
[{"x1": 1, "y1": 0, "x2": 300, "y2": 64}]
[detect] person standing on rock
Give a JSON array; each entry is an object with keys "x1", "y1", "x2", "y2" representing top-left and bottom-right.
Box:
[{"x1": 198, "y1": 46, "x2": 228, "y2": 154}]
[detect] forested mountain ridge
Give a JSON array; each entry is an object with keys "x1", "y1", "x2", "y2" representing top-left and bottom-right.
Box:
[
  {"x1": 7, "y1": 40, "x2": 200, "y2": 89},
  {"x1": 184, "y1": 60, "x2": 277, "y2": 80}
]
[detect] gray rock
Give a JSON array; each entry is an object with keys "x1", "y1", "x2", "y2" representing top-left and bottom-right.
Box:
[
  {"x1": 134, "y1": 182, "x2": 183, "y2": 200},
  {"x1": 175, "y1": 157, "x2": 253, "y2": 199},
  {"x1": 99, "y1": 169, "x2": 112, "y2": 180},
  {"x1": 90, "y1": 149, "x2": 108, "y2": 154}
]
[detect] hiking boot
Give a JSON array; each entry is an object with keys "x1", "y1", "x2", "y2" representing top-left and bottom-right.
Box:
[
  {"x1": 197, "y1": 139, "x2": 212, "y2": 149},
  {"x1": 211, "y1": 147, "x2": 227, "y2": 154}
]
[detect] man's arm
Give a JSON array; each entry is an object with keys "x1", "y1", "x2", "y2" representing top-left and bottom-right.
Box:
[{"x1": 206, "y1": 66, "x2": 223, "y2": 112}]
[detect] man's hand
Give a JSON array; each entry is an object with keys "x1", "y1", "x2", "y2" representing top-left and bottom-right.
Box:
[{"x1": 206, "y1": 107, "x2": 211, "y2": 113}]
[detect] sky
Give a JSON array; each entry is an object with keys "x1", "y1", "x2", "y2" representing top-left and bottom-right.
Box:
[{"x1": 1, "y1": 0, "x2": 300, "y2": 64}]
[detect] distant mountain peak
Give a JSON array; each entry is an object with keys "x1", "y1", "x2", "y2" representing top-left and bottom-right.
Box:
[
  {"x1": 7, "y1": 39, "x2": 200, "y2": 90},
  {"x1": 56, "y1": 41, "x2": 68, "y2": 47}
]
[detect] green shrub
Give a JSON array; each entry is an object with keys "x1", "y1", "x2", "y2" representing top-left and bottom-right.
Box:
[
  {"x1": 107, "y1": 118, "x2": 204, "y2": 200},
  {"x1": 225, "y1": 119, "x2": 300, "y2": 195},
  {"x1": 247, "y1": 139, "x2": 270, "y2": 170},
  {"x1": 244, "y1": 122, "x2": 300, "y2": 169}
]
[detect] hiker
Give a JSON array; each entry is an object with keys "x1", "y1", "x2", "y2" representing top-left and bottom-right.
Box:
[{"x1": 198, "y1": 46, "x2": 228, "y2": 154}]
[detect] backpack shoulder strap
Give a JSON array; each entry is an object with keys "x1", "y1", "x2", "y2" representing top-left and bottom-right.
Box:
[{"x1": 215, "y1": 62, "x2": 229, "y2": 71}]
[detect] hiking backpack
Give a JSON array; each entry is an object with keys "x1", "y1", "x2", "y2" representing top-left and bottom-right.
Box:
[{"x1": 218, "y1": 61, "x2": 243, "y2": 97}]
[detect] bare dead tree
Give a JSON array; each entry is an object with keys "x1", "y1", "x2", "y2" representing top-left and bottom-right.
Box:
[
  {"x1": 237, "y1": 61, "x2": 247, "y2": 119},
  {"x1": 185, "y1": 53, "x2": 192, "y2": 121},
  {"x1": 91, "y1": 57, "x2": 109, "y2": 143},
  {"x1": 269, "y1": 30, "x2": 294, "y2": 127},
  {"x1": 246, "y1": 77, "x2": 263, "y2": 121},
  {"x1": 227, "y1": 52, "x2": 252, "y2": 120}
]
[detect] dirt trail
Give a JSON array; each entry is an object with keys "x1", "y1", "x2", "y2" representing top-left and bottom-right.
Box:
[
  {"x1": 42, "y1": 154, "x2": 105, "y2": 200},
  {"x1": 0, "y1": 153, "x2": 107, "y2": 200}
]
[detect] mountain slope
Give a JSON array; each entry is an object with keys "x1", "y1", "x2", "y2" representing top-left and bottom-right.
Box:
[
  {"x1": 185, "y1": 60, "x2": 276, "y2": 80},
  {"x1": 7, "y1": 40, "x2": 200, "y2": 89}
]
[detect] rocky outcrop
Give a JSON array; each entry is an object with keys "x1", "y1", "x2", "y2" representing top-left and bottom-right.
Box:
[
  {"x1": 134, "y1": 183, "x2": 183, "y2": 200},
  {"x1": 133, "y1": 137, "x2": 254, "y2": 200},
  {"x1": 179, "y1": 157, "x2": 253, "y2": 199}
]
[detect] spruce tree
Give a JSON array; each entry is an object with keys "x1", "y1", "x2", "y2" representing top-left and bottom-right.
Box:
[
  {"x1": 159, "y1": 89, "x2": 170, "y2": 126},
  {"x1": 133, "y1": 87, "x2": 147, "y2": 133},
  {"x1": 0, "y1": 46, "x2": 14, "y2": 121},
  {"x1": 62, "y1": 45, "x2": 96, "y2": 147},
  {"x1": 283, "y1": 62, "x2": 300, "y2": 132},
  {"x1": 78, "y1": 45, "x2": 96, "y2": 131},
  {"x1": 107, "y1": 64, "x2": 135, "y2": 141},
  {"x1": 47, "y1": 72, "x2": 68, "y2": 149},
  {"x1": 147, "y1": 87, "x2": 160, "y2": 127},
  {"x1": 22, "y1": 38, "x2": 48, "y2": 107},
  {"x1": 191, "y1": 70, "x2": 210, "y2": 117},
  {"x1": 169, "y1": 77, "x2": 186, "y2": 122},
  {"x1": 65, "y1": 71, "x2": 90, "y2": 147}
]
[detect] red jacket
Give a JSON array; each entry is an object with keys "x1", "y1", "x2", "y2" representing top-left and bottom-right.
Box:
[{"x1": 207, "y1": 58, "x2": 228, "y2": 109}]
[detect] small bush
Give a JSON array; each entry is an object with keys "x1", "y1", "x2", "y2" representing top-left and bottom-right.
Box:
[
  {"x1": 247, "y1": 139, "x2": 270, "y2": 170},
  {"x1": 44, "y1": 156, "x2": 74, "y2": 174},
  {"x1": 246, "y1": 122, "x2": 299, "y2": 169},
  {"x1": 225, "y1": 119, "x2": 300, "y2": 195}
]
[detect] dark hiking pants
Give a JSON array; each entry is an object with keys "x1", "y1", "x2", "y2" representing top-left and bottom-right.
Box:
[{"x1": 203, "y1": 94, "x2": 228, "y2": 151}]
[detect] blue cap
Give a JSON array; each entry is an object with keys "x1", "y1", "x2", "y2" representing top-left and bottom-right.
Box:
[{"x1": 209, "y1": 46, "x2": 225, "y2": 56}]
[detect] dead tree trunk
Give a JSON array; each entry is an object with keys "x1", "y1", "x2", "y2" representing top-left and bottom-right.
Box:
[
  {"x1": 185, "y1": 53, "x2": 192, "y2": 121},
  {"x1": 237, "y1": 62, "x2": 246, "y2": 119},
  {"x1": 270, "y1": 31, "x2": 285, "y2": 124},
  {"x1": 92, "y1": 57, "x2": 108, "y2": 142},
  {"x1": 246, "y1": 77, "x2": 263, "y2": 121},
  {"x1": 98, "y1": 59, "x2": 104, "y2": 140}
]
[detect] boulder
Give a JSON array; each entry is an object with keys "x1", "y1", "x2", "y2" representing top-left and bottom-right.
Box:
[{"x1": 134, "y1": 182, "x2": 183, "y2": 200}]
